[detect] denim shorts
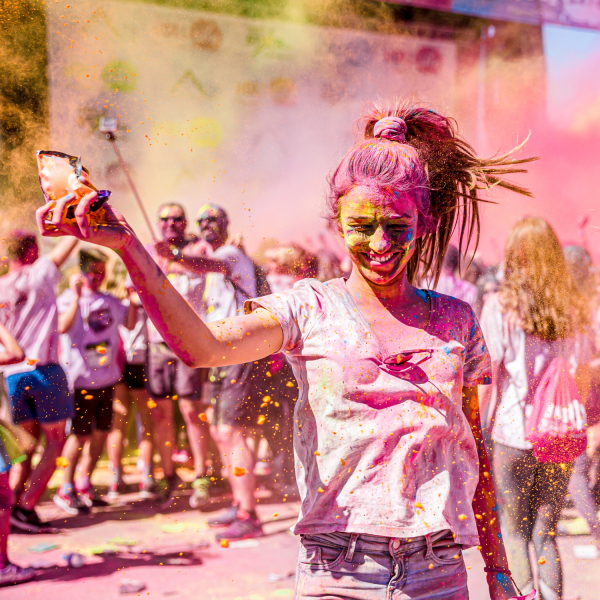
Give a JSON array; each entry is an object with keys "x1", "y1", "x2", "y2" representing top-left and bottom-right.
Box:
[
  {"x1": 295, "y1": 529, "x2": 468, "y2": 600},
  {"x1": 5, "y1": 363, "x2": 74, "y2": 424}
]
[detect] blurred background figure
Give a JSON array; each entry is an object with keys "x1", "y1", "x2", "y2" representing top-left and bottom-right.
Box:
[
  {"x1": 563, "y1": 245, "x2": 600, "y2": 545},
  {"x1": 106, "y1": 275, "x2": 155, "y2": 500},
  {"x1": 54, "y1": 249, "x2": 135, "y2": 514},
  {"x1": 146, "y1": 203, "x2": 211, "y2": 507},
  {"x1": 0, "y1": 321, "x2": 35, "y2": 585},
  {"x1": 480, "y1": 217, "x2": 592, "y2": 600},
  {"x1": 0, "y1": 232, "x2": 77, "y2": 533}
]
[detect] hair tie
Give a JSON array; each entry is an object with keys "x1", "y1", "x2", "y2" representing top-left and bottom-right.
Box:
[{"x1": 373, "y1": 116, "x2": 407, "y2": 143}]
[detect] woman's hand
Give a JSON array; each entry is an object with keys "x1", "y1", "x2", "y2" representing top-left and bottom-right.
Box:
[
  {"x1": 35, "y1": 188, "x2": 135, "y2": 253},
  {"x1": 488, "y1": 573, "x2": 536, "y2": 600}
]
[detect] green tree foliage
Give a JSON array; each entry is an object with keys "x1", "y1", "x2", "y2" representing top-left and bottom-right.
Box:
[{"x1": 0, "y1": 0, "x2": 48, "y2": 213}]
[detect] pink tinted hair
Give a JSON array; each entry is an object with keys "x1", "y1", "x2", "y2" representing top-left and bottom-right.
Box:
[{"x1": 326, "y1": 99, "x2": 537, "y2": 285}]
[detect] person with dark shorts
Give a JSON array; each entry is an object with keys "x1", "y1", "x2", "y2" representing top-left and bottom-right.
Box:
[
  {"x1": 146, "y1": 202, "x2": 212, "y2": 506},
  {"x1": 154, "y1": 203, "x2": 264, "y2": 539},
  {"x1": 0, "y1": 231, "x2": 78, "y2": 533},
  {"x1": 107, "y1": 281, "x2": 155, "y2": 500},
  {"x1": 0, "y1": 321, "x2": 35, "y2": 585},
  {"x1": 54, "y1": 249, "x2": 135, "y2": 514}
]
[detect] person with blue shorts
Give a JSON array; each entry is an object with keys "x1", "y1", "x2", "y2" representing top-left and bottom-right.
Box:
[
  {"x1": 0, "y1": 321, "x2": 35, "y2": 585},
  {"x1": 0, "y1": 230, "x2": 77, "y2": 532}
]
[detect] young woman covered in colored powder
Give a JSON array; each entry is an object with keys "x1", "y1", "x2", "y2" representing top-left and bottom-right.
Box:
[
  {"x1": 480, "y1": 218, "x2": 592, "y2": 600},
  {"x1": 36, "y1": 100, "x2": 536, "y2": 600}
]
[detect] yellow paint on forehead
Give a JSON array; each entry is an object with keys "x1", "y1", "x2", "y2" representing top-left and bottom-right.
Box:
[
  {"x1": 198, "y1": 204, "x2": 219, "y2": 218},
  {"x1": 159, "y1": 205, "x2": 183, "y2": 219}
]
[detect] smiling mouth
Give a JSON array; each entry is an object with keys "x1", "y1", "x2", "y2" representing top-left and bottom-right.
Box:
[{"x1": 362, "y1": 251, "x2": 399, "y2": 265}]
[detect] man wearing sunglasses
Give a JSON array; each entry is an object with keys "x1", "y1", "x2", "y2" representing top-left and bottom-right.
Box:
[
  {"x1": 146, "y1": 203, "x2": 212, "y2": 506},
  {"x1": 153, "y1": 203, "x2": 265, "y2": 540}
]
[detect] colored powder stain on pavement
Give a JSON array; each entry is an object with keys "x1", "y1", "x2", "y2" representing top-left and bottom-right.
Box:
[{"x1": 3, "y1": 475, "x2": 599, "y2": 599}]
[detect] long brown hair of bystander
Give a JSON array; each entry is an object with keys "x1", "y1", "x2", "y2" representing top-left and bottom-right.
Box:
[{"x1": 500, "y1": 216, "x2": 589, "y2": 341}]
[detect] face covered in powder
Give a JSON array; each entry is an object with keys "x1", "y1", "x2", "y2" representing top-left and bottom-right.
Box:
[
  {"x1": 157, "y1": 205, "x2": 187, "y2": 244},
  {"x1": 340, "y1": 184, "x2": 421, "y2": 286}
]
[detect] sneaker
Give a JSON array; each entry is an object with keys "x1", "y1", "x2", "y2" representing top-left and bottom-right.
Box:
[
  {"x1": 139, "y1": 477, "x2": 157, "y2": 499},
  {"x1": 107, "y1": 480, "x2": 128, "y2": 501},
  {"x1": 189, "y1": 477, "x2": 211, "y2": 509},
  {"x1": 10, "y1": 507, "x2": 54, "y2": 533},
  {"x1": 156, "y1": 474, "x2": 183, "y2": 508},
  {"x1": 77, "y1": 486, "x2": 109, "y2": 508},
  {"x1": 207, "y1": 504, "x2": 239, "y2": 528},
  {"x1": 0, "y1": 563, "x2": 35, "y2": 586},
  {"x1": 53, "y1": 489, "x2": 89, "y2": 515},
  {"x1": 214, "y1": 511, "x2": 263, "y2": 541}
]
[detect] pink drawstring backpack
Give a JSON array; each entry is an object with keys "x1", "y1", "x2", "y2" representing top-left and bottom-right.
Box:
[{"x1": 525, "y1": 356, "x2": 587, "y2": 463}]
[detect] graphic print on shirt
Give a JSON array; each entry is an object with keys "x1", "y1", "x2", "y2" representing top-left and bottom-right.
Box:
[{"x1": 246, "y1": 278, "x2": 491, "y2": 546}]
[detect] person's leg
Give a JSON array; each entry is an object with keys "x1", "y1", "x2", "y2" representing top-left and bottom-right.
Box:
[
  {"x1": 8, "y1": 420, "x2": 40, "y2": 505},
  {"x1": 17, "y1": 420, "x2": 67, "y2": 510},
  {"x1": 77, "y1": 386, "x2": 114, "y2": 506},
  {"x1": 0, "y1": 469, "x2": 12, "y2": 567},
  {"x1": 0, "y1": 470, "x2": 34, "y2": 585},
  {"x1": 217, "y1": 424, "x2": 256, "y2": 512},
  {"x1": 16, "y1": 363, "x2": 73, "y2": 511},
  {"x1": 53, "y1": 387, "x2": 92, "y2": 514},
  {"x1": 151, "y1": 399, "x2": 176, "y2": 477},
  {"x1": 53, "y1": 432, "x2": 91, "y2": 514},
  {"x1": 493, "y1": 444, "x2": 537, "y2": 593},
  {"x1": 146, "y1": 343, "x2": 176, "y2": 479},
  {"x1": 179, "y1": 398, "x2": 210, "y2": 478},
  {"x1": 5, "y1": 370, "x2": 42, "y2": 505},
  {"x1": 531, "y1": 461, "x2": 573, "y2": 600},
  {"x1": 61, "y1": 434, "x2": 84, "y2": 486},
  {"x1": 106, "y1": 381, "x2": 131, "y2": 492},
  {"x1": 130, "y1": 387, "x2": 154, "y2": 486},
  {"x1": 568, "y1": 452, "x2": 600, "y2": 540}
]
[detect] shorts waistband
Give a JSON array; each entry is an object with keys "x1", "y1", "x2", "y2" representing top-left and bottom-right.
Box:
[{"x1": 301, "y1": 529, "x2": 453, "y2": 561}]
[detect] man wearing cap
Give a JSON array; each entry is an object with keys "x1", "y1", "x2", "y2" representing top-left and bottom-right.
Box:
[
  {"x1": 155, "y1": 203, "x2": 264, "y2": 540},
  {"x1": 146, "y1": 203, "x2": 213, "y2": 506}
]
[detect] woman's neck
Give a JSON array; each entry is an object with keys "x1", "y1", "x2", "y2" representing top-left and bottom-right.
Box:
[{"x1": 345, "y1": 264, "x2": 418, "y2": 310}]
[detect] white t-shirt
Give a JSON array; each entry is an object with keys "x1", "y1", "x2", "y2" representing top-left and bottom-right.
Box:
[
  {"x1": 57, "y1": 289, "x2": 127, "y2": 390},
  {"x1": 480, "y1": 293, "x2": 592, "y2": 450},
  {"x1": 119, "y1": 301, "x2": 147, "y2": 365},
  {"x1": 246, "y1": 278, "x2": 491, "y2": 547},
  {"x1": 203, "y1": 245, "x2": 257, "y2": 323},
  {"x1": 0, "y1": 257, "x2": 62, "y2": 377}
]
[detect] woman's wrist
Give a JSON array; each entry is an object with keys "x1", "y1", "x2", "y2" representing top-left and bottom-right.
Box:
[{"x1": 118, "y1": 233, "x2": 145, "y2": 264}]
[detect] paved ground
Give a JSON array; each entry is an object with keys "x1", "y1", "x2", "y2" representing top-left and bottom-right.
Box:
[{"x1": 4, "y1": 465, "x2": 600, "y2": 600}]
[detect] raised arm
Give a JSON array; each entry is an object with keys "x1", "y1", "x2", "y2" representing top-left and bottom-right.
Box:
[
  {"x1": 154, "y1": 240, "x2": 231, "y2": 278},
  {"x1": 47, "y1": 236, "x2": 79, "y2": 268},
  {"x1": 36, "y1": 192, "x2": 283, "y2": 368}
]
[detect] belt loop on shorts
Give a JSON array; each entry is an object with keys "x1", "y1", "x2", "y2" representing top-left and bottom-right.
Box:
[{"x1": 345, "y1": 533, "x2": 359, "y2": 562}]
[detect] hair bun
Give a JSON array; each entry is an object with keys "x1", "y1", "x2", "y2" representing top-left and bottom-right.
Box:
[{"x1": 373, "y1": 116, "x2": 407, "y2": 143}]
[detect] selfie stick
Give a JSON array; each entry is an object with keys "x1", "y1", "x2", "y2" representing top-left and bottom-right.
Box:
[{"x1": 100, "y1": 118, "x2": 155, "y2": 241}]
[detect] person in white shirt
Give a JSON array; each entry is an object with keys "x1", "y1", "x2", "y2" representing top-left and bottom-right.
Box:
[
  {"x1": 53, "y1": 248, "x2": 135, "y2": 514},
  {"x1": 480, "y1": 218, "x2": 592, "y2": 600},
  {"x1": 0, "y1": 230, "x2": 77, "y2": 533},
  {"x1": 154, "y1": 203, "x2": 266, "y2": 540},
  {"x1": 145, "y1": 203, "x2": 213, "y2": 507}
]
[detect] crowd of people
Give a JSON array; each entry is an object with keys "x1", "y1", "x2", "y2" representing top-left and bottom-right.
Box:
[
  {"x1": 0, "y1": 99, "x2": 598, "y2": 600},
  {"x1": 0, "y1": 199, "x2": 347, "y2": 585}
]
